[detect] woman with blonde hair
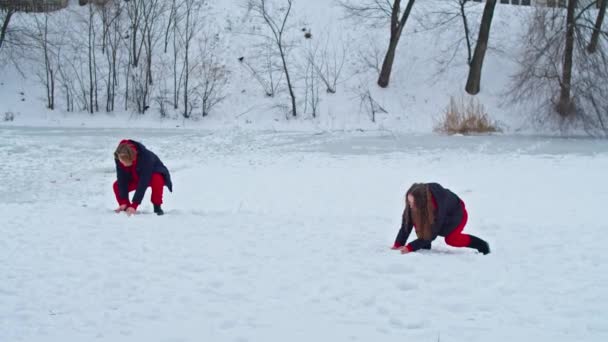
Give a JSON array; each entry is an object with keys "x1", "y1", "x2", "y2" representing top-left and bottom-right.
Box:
[
  {"x1": 113, "y1": 139, "x2": 172, "y2": 216},
  {"x1": 391, "y1": 183, "x2": 490, "y2": 254}
]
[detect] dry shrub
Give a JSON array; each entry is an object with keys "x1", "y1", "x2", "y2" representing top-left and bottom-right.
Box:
[{"x1": 435, "y1": 96, "x2": 500, "y2": 135}]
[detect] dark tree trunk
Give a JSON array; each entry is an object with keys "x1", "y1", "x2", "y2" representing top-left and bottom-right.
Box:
[
  {"x1": 465, "y1": 0, "x2": 497, "y2": 95},
  {"x1": 587, "y1": 0, "x2": 606, "y2": 54},
  {"x1": 557, "y1": 0, "x2": 577, "y2": 116},
  {"x1": 0, "y1": 9, "x2": 14, "y2": 51},
  {"x1": 460, "y1": 0, "x2": 473, "y2": 64},
  {"x1": 377, "y1": 0, "x2": 416, "y2": 88}
]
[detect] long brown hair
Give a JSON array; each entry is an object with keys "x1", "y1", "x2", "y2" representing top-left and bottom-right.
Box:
[
  {"x1": 404, "y1": 183, "x2": 435, "y2": 240},
  {"x1": 114, "y1": 142, "x2": 136, "y2": 163}
]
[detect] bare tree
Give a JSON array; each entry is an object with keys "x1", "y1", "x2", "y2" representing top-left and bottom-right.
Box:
[
  {"x1": 465, "y1": 0, "x2": 497, "y2": 95},
  {"x1": 165, "y1": 0, "x2": 203, "y2": 117},
  {"x1": 100, "y1": 1, "x2": 122, "y2": 112},
  {"x1": 459, "y1": 0, "x2": 473, "y2": 64},
  {"x1": 378, "y1": 0, "x2": 416, "y2": 88},
  {"x1": 357, "y1": 88, "x2": 387, "y2": 123},
  {"x1": 57, "y1": 62, "x2": 74, "y2": 112},
  {"x1": 0, "y1": 7, "x2": 14, "y2": 51},
  {"x1": 305, "y1": 34, "x2": 347, "y2": 94},
  {"x1": 126, "y1": 0, "x2": 144, "y2": 67},
  {"x1": 414, "y1": 0, "x2": 485, "y2": 79},
  {"x1": 180, "y1": 0, "x2": 202, "y2": 118},
  {"x1": 557, "y1": 0, "x2": 577, "y2": 116},
  {"x1": 340, "y1": 0, "x2": 417, "y2": 88},
  {"x1": 303, "y1": 52, "x2": 320, "y2": 117},
  {"x1": 424, "y1": 0, "x2": 476, "y2": 64},
  {"x1": 172, "y1": 0, "x2": 183, "y2": 109},
  {"x1": 33, "y1": 14, "x2": 56, "y2": 110},
  {"x1": 58, "y1": 34, "x2": 90, "y2": 112},
  {"x1": 144, "y1": 1, "x2": 166, "y2": 88},
  {"x1": 164, "y1": 0, "x2": 177, "y2": 53},
  {"x1": 87, "y1": 2, "x2": 98, "y2": 113},
  {"x1": 124, "y1": 36, "x2": 131, "y2": 110},
  {"x1": 356, "y1": 38, "x2": 383, "y2": 74},
  {"x1": 588, "y1": 0, "x2": 607, "y2": 53},
  {"x1": 237, "y1": 42, "x2": 284, "y2": 97},
  {"x1": 125, "y1": 0, "x2": 165, "y2": 113},
  {"x1": 193, "y1": 34, "x2": 229, "y2": 117},
  {"x1": 248, "y1": 0, "x2": 297, "y2": 117},
  {"x1": 509, "y1": 3, "x2": 608, "y2": 133}
]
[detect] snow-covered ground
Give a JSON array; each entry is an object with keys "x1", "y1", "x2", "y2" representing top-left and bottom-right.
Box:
[{"x1": 1, "y1": 126, "x2": 607, "y2": 342}]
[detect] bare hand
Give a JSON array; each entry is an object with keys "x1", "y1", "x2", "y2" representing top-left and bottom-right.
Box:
[
  {"x1": 126, "y1": 207, "x2": 136, "y2": 216},
  {"x1": 114, "y1": 204, "x2": 128, "y2": 213},
  {"x1": 399, "y1": 246, "x2": 411, "y2": 254},
  {"x1": 390, "y1": 245, "x2": 400, "y2": 250}
]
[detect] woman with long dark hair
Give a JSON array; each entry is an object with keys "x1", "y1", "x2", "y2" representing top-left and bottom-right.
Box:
[{"x1": 391, "y1": 183, "x2": 490, "y2": 255}]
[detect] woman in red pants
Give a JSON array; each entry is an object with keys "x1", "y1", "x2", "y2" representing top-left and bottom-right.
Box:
[
  {"x1": 391, "y1": 183, "x2": 490, "y2": 254},
  {"x1": 113, "y1": 139, "x2": 173, "y2": 216}
]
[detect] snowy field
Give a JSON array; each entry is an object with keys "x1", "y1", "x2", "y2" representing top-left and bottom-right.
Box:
[{"x1": 1, "y1": 126, "x2": 608, "y2": 342}]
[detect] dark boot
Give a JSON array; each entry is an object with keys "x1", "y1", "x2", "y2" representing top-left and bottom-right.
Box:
[
  {"x1": 468, "y1": 236, "x2": 490, "y2": 255},
  {"x1": 153, "y1": 204, "x2": 164, "y2": 216}
]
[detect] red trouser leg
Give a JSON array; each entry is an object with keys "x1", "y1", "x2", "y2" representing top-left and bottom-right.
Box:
[
  {"x1": 113, "y1": 181, "x2": 138, "y2": 205},
  {"x1": 444, "y1": 201, "x2": 472, "y2": 247},
  {"x1": 150, "y1": 173, "x2": 165, "y2": 205}
]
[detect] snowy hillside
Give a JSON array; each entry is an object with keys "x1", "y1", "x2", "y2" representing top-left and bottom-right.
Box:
[{"x1": 0, "y1": 0, "x2": 550, "y2": 133}]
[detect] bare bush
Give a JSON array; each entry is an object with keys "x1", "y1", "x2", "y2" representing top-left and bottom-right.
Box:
[
  {"x1": 192, "y1": 34, "x2": 229, "y2": 118},
  {"x1": 435, "y1": 95, "x2": 499, "y2": 134},
  {"x1": 305, "y1": 33, "x2": 347, "y2": 94},
  {"x1": 355, "y1": 87, "x2": 387, "y2": 123}
]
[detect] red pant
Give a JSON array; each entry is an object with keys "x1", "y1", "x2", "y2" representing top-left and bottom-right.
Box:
[
  {"x1": 444, "y1": 201, "x2": 472, "y2": 247},
  {"x1": 113, "y1": 173, "x2": 165, "y2": 206}
]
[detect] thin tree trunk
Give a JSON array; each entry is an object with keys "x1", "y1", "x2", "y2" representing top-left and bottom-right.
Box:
[
  {"x1": 88, "y1": 5, "x2": 94, "y2": 114},
  {"x1": 460, "y1": 0, "x2": 473, "y2": 64},
  {"x1": 0, "y1": 9, "x2": 14, "y2": 50},
  {"x1": 131, "y1": 1, "x2": 139, "y2": 67},
  {"x1": 184, "y1": 50, "x2": 189, "y2": 117},
  {"x1": 65, "y1": 83, "x2": 72, "y2": 112},
  {"x1": 125, "y1": 51, "x2": 130, "y2": 111},
  {"x1": 183, "y1": 6, "x2": 191, "y2": 118},
  {"x1": 106, "y1": 40, "x2": 113, "y2": 112},
  {"x1": 43, "y1": 16, "x2": 54, "y2": 110},
  {"x1": 111, "y1": 48, "x2": 116, "y2": 111},
  {"x1": 106, "y1": 56, "x2": 111, "y2": 111},
  {"x1": 377, "y1": 0, "x2": 416, "y2": 88},
  {"x1": 101, "y1": 7, "x2": 108, "y2": 55},
  {"x1": 279, "y1": 43, "x2": 297, "y2": 117},
  {"x1": 164, "y1": 0, "x2": 176, "y2": 53},
  {"x1": 94, "y1": 37, "x2": 99, "y2": 112},
  {"x1": 50, "y1": 69, "x2": 55, "y2": 110},
  {"x1": 465, "y1": 0, "x2": 497, "y2": 95},
  {"x1": 173, "y1": 23, "x2": 179, "y2": 110},
  {"x1": 146, "y1": 30, "x2": 152, "y2": 85},
  {"x1": 91, "y1": 5, "x2": 99, "y2": 113},
  {"x1": 143, "y1": 38, "x2": 151, "y2": 112},
  {"x1": 558, "y1": 0, "x2": 577, "y2": 116},
  {"x1": 111, "y1": 25, "x2": 117, "y2": 111},
  {"x1": 587, "y1": 0, "x2": 606, "y2": 54}
]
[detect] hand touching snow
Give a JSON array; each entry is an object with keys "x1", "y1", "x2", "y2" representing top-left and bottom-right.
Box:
[{"x1": 114, "y1": 204, "x2": 128, "y2": 213}]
